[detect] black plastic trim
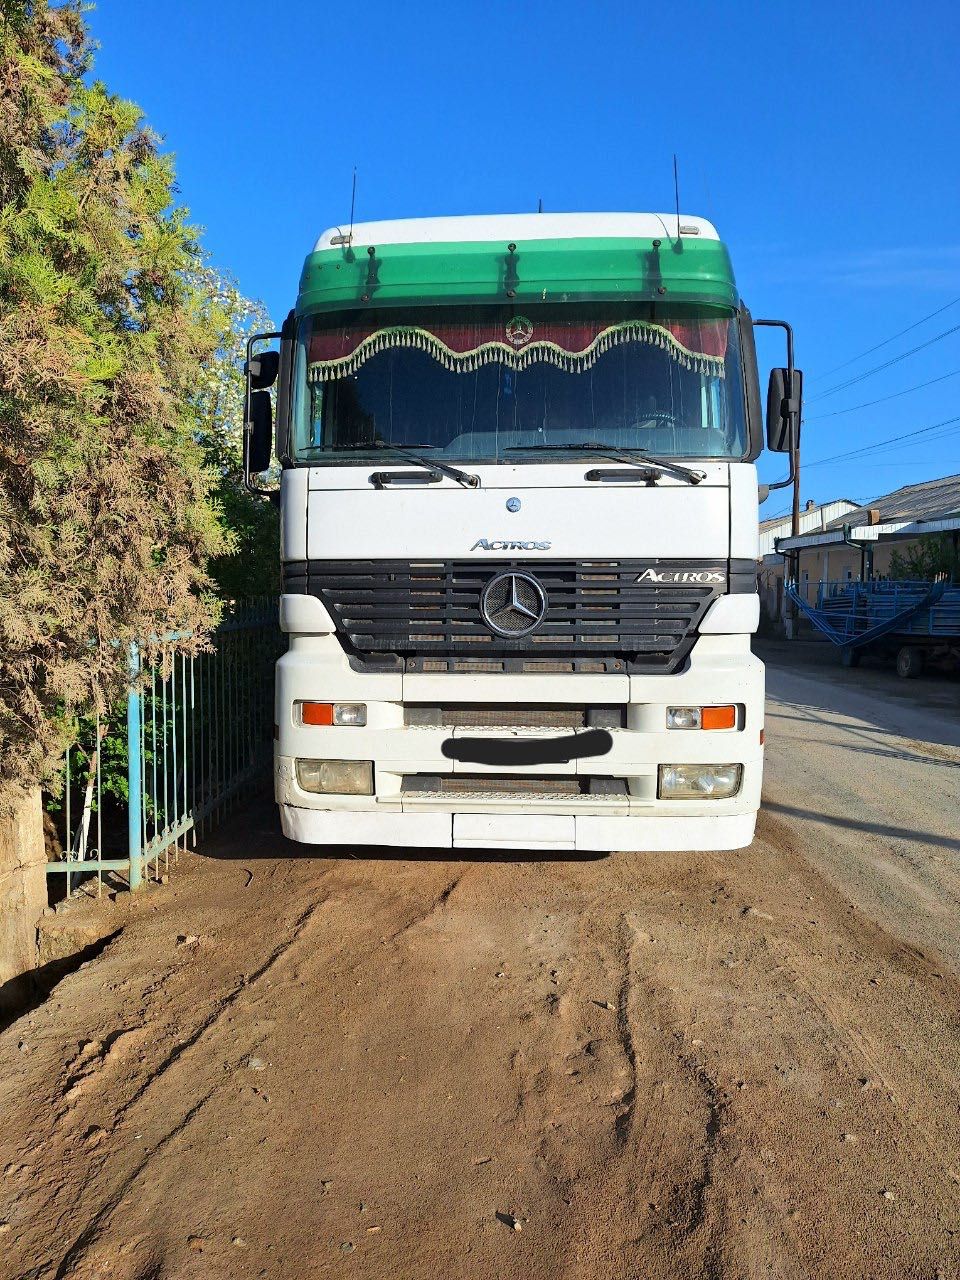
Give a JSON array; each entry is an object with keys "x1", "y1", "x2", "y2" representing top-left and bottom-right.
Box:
[
  {"x1": 282, "y1": 557, "x2": 739, "y2": 674},
  {"x1": 739, "y1": 304, "x2": 764, "y2": 463},
  {"x1": 274, "y1": 310, "x2": 297, "y2": 464},
  {"x1": 584, "y1": 467, "x2": 662, "y2": 484},
  {"x1": 371, "y1": 470, "x2": 441, "y2": 487},
  {"x1": 728, "y1": 557, "x2": 759, "y2": 595}
]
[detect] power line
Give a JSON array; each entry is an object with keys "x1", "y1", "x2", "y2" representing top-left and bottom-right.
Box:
[
  {"x1": 806, "y1": 425, "x2": 960, "y2": 470},
  {"x1": 803, "y1": 413, "x2": 960, "y2": 469},
  {"x1": 807, "y1": 323, "x2": 960, "y2": 402},
  {"x1": 818, "y1": 459, "x2": 960, "y2": 469},
  {"x1": 809, "y1": 420, "x2": 960, "y2": 468},
  {"x1": 804, "y1": 368, "x2": 960, "y2": 421},
  {"x1": 808, "y1": 296, "x2": 960, "y2": 383},
  {"x1": 847, "y1": 426, "x2": 960, "y2": 463}
]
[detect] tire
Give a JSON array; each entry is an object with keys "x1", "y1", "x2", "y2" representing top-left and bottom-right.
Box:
[
  {"x1": 896, "y1": 646, "x2": 925, "y2": 679},
  {"x1": 840, "y1": 647, "x2": 860, "y2": 668}
]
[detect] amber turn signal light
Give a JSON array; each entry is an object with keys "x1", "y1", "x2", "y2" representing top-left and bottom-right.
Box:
[
  {"x1": 700, "y1": 705, "x2": 737, "y2": 731},
  {"x1": 300, "y1": 702, "x2": 334, "y2": 726}
]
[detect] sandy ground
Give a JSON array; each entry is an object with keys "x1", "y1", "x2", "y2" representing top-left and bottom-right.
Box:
[{"x1": 0, "y1": 656, "x2": 958, "y2": 1280}]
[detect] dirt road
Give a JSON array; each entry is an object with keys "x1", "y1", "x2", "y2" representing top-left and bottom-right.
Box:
[{"x1": 1, "y1": 657, "x2": 959, "y2": 1280}]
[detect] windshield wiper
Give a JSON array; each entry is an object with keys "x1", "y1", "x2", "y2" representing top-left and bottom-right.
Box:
[
  {"x1": 505, "y1": 442, "x2": 705, "y2": 485},
  {"x1": 332, "y1": 441, "x2": 480, "y2": 488}
]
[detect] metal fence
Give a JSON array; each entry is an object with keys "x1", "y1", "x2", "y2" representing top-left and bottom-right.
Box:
[
  {"x1": 810, "y1": 577, "x2": 960, "y2": 638},
  {"x1": 789, "y1": 575, "x2": 855, "y2": 608},
  {"x1": 48, "y1": 602, "x2": 281, "y2": 894}
]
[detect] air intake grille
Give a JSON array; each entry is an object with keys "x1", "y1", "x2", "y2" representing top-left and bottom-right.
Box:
[
  {"x1": 283, "y1": 559, "x2": 726, "y2": 673},
  {"x1": 405, "y1": 705, "x2": 590, "y2": 729},
  {"x1": 402, "y1": 775, "x2": 629, "y2": 801}
]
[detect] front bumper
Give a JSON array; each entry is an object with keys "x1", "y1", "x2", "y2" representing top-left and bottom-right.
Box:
[
  {"x1": 278, "y1": 805, "x2": 756, "y2": 852},
  {"x1": 274, "y1": 632, "x2": 764, "y2": 853}
]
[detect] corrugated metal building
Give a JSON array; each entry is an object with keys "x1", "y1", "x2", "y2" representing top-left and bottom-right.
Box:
[
  {"x1": 759, "y1": 498, "x2": 860, "y2": 621},
  {"x1": 767, "y1": 473, "x2": 960, "y2": 619}
]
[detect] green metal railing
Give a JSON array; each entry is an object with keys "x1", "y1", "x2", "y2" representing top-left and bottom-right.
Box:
[{"x1": 48, "y1": 602, "x2": 281, "y2": 894}]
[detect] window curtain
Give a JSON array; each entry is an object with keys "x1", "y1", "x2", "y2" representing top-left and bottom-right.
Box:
[{"x1": 307, "y1": 316, "x2": 729, "y2": 381}]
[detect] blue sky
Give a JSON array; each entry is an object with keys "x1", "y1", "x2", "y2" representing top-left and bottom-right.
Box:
[{"x1": 88, "y1": 0, "x2": 960, "y2": 511}]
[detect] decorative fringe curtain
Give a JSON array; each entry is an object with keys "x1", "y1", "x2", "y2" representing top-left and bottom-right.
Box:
[{"x1": 307, "y1": 317, "x2": 729, "y2": 382}]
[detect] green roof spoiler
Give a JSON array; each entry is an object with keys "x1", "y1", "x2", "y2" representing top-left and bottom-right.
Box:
[{"x1": 296, "y1": 235, "x2": 738, "y2": 315}]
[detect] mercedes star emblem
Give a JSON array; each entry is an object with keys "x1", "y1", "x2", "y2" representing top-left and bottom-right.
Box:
[{"x1": 479, "y1": 571, "x2": 548, "y2": 638}]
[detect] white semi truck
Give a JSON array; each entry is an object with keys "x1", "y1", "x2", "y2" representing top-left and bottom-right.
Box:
[{"x1": 244, "y1": 212, "x2": 800, "y2": 853}]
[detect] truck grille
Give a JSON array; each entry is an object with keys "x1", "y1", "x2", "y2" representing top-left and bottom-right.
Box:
[{"x1": 283, "y1": 559, "x2": 725, "y2": 673}]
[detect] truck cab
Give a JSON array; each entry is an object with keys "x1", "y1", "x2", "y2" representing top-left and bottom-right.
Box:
[{"x1": 249, "y1": 212, "x2": 798, "y2": 852}]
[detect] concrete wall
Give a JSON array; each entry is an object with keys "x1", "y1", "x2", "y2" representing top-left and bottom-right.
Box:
[{"x1": 0, "y1": 789, "x2": 47, "y2": 1014}]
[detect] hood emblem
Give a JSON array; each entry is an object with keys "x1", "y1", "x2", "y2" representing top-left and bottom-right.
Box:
[
  {"x1": 480, "y1": 571, "x2": 548, "y2": 637},
  {"x1": 470, "y1": 538, "x2": 551, "y2": 551}
]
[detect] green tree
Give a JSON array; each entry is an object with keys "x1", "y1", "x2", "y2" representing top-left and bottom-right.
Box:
[
  {"x1": 0, "y1": 1, "x2": 251, "y2": 804},
  {"x1": 188, "y1": 266, "x2": 280, "y2": 601},
  {"x1": 888, "y1": 535, "x2": 960, "y2": 582}
]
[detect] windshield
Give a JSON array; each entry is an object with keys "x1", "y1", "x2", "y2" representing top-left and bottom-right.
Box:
[{"x1": 292, "y1": 303, "x2": 747, "y2": 463}]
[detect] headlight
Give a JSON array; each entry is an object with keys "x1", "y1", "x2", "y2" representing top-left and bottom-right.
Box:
[
  {"x1": 666, "y1": 706, "x2": 702, "y2": 730},
  {"x1": 658, "y1": 763, "x2": 742, "y2": 800},
  {"x1": 333, "y1": 703, "x2": 367, "y2": 726},
  {"x1": 296, "y1": 759, "x2": 374, "y2": 795}
]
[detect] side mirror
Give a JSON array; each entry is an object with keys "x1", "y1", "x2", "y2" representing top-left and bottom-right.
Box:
[
  {"x1": 245, "y1": 389, "x2": 273, "y2": 474},
  {"x1": 246, "y1": 349, "x2": 280, "y2": 389},
  {"x1": 243, "y1": 329, "x2": 281, "y2": 491},
  {"x1": 766, "y1": 367, "x2": 803, "y2": 453}
]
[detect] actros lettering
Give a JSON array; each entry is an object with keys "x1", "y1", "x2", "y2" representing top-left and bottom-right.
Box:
[
  {"x1": 636, "y1": 569, "x2": 725, "y2": 584},
  {"x1": 470, "y1": 539, "x2": 552, "y2": 552}
]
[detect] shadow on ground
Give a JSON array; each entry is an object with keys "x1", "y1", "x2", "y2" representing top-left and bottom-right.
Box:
[
  {"x1": 197, "y1": 796, "x2": 610, "y2": 866},
  {"x1": 0, "y1": 929, "x2": 122, "y2": 1034}
]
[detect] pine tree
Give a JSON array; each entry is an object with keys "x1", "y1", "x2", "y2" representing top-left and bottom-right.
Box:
[{"x1": 0, "y1": 1, "x2": 238, "y2": 803}]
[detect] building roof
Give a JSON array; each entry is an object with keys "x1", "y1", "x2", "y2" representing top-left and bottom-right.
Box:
[
  {"x1": 759, "y1": 499, "x2": 860, "y2": 557},
  {"x1": 777, "y1": 472, "x2": 960, "y2": 551},
  {"x1": 823, "y1": 472, "x2": 960, "y2": 530},
  {"x1": 314, "y1": 213, "x2": 720, "y2": 252},
  {"x1": 760, "y1": 498, "x2": 859, "y2": 533}
]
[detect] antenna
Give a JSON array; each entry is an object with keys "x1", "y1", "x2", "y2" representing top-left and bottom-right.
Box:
[
  {"x1": 348, "y1": 166, "x2": 357, "y2": 244},
  {"x1": 673, "y1": 154, "x2": 681, "y2": 242}
]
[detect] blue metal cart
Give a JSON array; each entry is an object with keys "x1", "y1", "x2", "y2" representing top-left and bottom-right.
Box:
[{"x1": 784, "y1": 578, "x2": 960, "y2": 676}]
